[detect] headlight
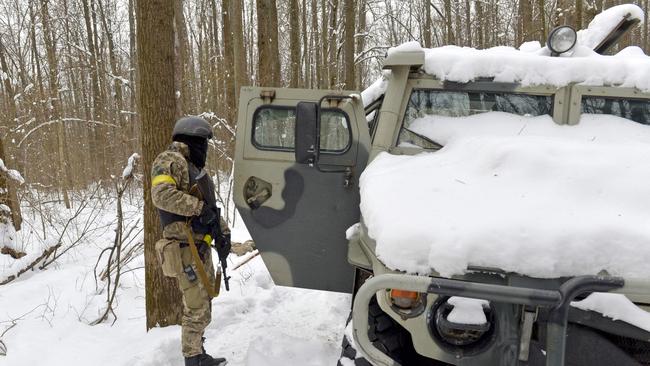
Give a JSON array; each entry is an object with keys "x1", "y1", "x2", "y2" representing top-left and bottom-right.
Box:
[
  {"x1": 429, "y1": 297, "x2": 495, "y2": 353},
  {"x1": 547, "y1": 25, "x2": 577, "y2": 55}
]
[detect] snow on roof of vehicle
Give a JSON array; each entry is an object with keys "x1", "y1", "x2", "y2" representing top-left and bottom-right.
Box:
[
  {"x1": 360, "y1": 112, "x2": 650, "y2": 279},
  {"x1": 578, "y1": 4, "x2": 645, "y2": 49},
  {"x1": 361, "y1": 4, "x2": 648, "y2": 108}
]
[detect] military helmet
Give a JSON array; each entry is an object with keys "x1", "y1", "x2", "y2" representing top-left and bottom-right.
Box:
[{"x1": 172, "y1": 116, "x2": 213, "y2": 139}]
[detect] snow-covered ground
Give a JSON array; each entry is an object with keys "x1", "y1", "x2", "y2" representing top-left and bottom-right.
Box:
[{"x1": 0, "y1": 192, "x2": 350, "y2": 366}]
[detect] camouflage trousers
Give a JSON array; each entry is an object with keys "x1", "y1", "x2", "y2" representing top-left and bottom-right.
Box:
[{"x1": 177, "y1": 244, "x2": 215, "y2": 357}]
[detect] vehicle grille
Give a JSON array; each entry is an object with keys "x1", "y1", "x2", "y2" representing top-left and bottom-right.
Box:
[{"x1": 608, "y1": 335, "x2": 650, "y2": 365}]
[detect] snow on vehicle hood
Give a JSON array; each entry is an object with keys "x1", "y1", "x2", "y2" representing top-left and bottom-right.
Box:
[{"x1": 360, "y1": 112, "x2": 650, "y2": 278}]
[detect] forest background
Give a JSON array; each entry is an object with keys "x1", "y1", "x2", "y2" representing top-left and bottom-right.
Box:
[{"x1": 0, "y1": 0, "x2": 649, "y2": 328}]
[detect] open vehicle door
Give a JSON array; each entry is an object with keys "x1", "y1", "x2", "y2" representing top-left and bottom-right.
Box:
[{"x1": 233, "y1": 87, "x2": 371, "y2": 293}]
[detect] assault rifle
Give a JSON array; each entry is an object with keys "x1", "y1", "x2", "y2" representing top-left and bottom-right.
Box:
[{"x1": 192, "y1": 170, "x2": 231, "y2": 291}]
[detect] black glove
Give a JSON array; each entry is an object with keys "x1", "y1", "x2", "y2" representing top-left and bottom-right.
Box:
[
  {"x1": 198, "y1": 204, "x2": 218, "y2": 226},
  {"x1": 210, "y1": 222, "x2": 220, "y2": 247}
]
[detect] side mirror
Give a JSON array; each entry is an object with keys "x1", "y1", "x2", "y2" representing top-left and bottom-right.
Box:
[{"x1": 295, "y1": 101, "x2": 320, "y2": 164}]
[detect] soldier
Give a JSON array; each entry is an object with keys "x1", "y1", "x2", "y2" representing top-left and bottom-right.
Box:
[{"x1": 151, "y1": 116, "x2": 230, "y2": 366}]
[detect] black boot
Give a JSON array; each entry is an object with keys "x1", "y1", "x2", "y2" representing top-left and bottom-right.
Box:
[
  {"x1": 184, "y1": 354, "x2": 227, "y2": 366},
  {"x1": 185, "y1": 338, "x2": 226, "y2": 366},
  {"x1": 184, "y1": 355, "x2": 200, "y2": 366}
]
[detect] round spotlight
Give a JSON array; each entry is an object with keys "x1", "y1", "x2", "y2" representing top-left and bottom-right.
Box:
[
  {"x1": 428, "y1": 297, "x2": 495, "y2": 355},
  {"x1": 547, "y1": 26, "x2": 577, "y2": 55}
]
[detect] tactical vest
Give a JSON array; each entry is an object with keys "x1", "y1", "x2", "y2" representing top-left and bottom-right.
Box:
[{"x1": 157, "y1": 161, "x2": 209, "y2": 235}]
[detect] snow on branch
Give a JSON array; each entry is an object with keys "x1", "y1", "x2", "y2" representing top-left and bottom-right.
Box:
[
  {"x1": 199, "y1": 112, "x2": 235, "y2": 137},
  {"x1": 18, "y1": 118, "x2": 119, "y2": 147},
  {"x1": 0, "y1": 158, "x2": 24, "y2": 185},
  {"x1": 121, "y1": 153, "x2": 140, "y2": 180}
]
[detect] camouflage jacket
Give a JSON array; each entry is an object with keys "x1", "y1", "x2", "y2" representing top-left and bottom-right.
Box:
[{"x1": 151, "y1": 141, "x2": 229, "y2": 242}]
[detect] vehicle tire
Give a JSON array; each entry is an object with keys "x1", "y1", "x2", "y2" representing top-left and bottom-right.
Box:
[{"x1": 337, "y1": 296, "x2": 448, "y2": 366}]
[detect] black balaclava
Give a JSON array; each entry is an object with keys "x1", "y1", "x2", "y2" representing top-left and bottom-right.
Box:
[{"x1": 173, "y1": 134, "x2": 208, "y2": 169}]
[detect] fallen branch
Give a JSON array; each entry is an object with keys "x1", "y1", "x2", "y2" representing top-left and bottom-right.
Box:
[
  {"x1": 0, "y1": 246, "x2": 26, "y2": 259},
  {"x1": 0, "y1": 243, "x2": 62, "y2": 285},
  {"x1": 232, "y1": 250, "x2": 260, "y2": 271}
]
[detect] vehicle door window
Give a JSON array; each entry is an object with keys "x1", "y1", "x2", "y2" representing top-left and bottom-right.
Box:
[
  {"x1": 581, "y1": 96, "x2": 650, "y2": 125},
  {"x1": 252, "y1": 106, "x2": 351, "y2": 153}
]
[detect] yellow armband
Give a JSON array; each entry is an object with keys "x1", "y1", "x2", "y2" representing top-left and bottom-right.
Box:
[{"x1": 152, "y1": 174, "x2": 177, "y2": 187}]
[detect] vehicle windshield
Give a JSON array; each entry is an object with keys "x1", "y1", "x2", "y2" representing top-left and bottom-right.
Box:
[
  {"x1": 398, "y1": 89, "x2": 554, "y2": 149},
  {"x1": 581, "y1": 96, "x2": 650, "y2": 125}
]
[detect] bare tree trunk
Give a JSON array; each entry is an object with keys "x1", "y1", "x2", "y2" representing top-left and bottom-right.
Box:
[
  {"x1": 444, "y1": 0, "x2": 454, "y2": 44},
  {"x1": 454, "y1": 1, "x2": 461, "y2": 45},
  {"x1": 195, "y1": 3, "x2": 207, "y2": 113},
  {"x1": 555, "y1": 0, "x2": 570, "y2": 26},
  {"x1": 519, "y1": 0, "x2": 533, "y2": 45},
  {"x1": 289, "y1": 0, "x2": 301, "y2": 87},
  {"x1": 222, "y1": 0, "x2": 235, "y2": 117},
  {"x1": 257, "y1": 0, "x2": 272, "y2": 86},
  {"x1": 174, "y1": 0, "x2": 193, "y2": 117},
  {"x1": 0, "y1": 40, "x2": 22, "y2": 230},
  {"x1": 209, "y1": 0, "x2": 222, "y2": 109},
  {"x1": 575, "y1": 0, "x2": 583, "y2": 30},
  {"x1": 464, "y1": 0, "x2": 472, "y2": 47},
  {"x1": 327, "y1": 0, "x2": 339, "y2": 88},
  {"x1": 128, "y1": 0, "x2": 138, "y2": 151},
  {"x1": 537, "y1": 0, "x2": 547, "y2": 42},
  {"x1": 40, "y1": 0, "x2": 71, "y2": 209},
  {"x1": 343, "y1": 0, "x2": 355, "y2": 90},
  {"x1": 98, "y1": 1, "x2": 126, "y2": 156},
  {"x1": 81, "y1": 0, "x2": 106, "y2": 180},
  {"x1": 231, "y1": 0, "x2": 248, "y2": 111},
  {"x1": 0, "y1": 137, "x2": 21, "y2": 234},
  {"x1": 321, "y1": 0, "x2": 329, "y2": 88},
  {"x1": 268, "y1": 0, "x2": 281, "y2": 86},
  {"x1": 476, "y1": 0, "x2": 484, "y2": 48},
  {"x1": 643, "y1": 0, "x2": 650, "y2": 54},
  {"x1": 136, "y1": 0, "x2": 183, "y2": 330},
  {"x1": 311, "y1": 0, "x2": 320, "y2": 88},
  {"x1": 29, "y1": 0, "x2": 49, "y2": 176},
  {"x1": 302, "y1": 0, "x2": 310, "y2": 88},
  {"x1": 493, "y1": 0, "x2": 499, "y2": 45},
  {"x1": 423, "y1": 0, "x2": 432, "y2": 48},
  {"x1": 356, "y1": 0, "x2": 366, "y2": 88}
]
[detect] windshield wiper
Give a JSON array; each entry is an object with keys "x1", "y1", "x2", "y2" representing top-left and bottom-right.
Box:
[{"x1": 402, "y1": 127, "x2": 444, "y2": 149}]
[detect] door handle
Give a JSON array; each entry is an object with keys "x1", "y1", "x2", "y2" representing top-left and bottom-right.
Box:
[{"x1": 244, "y1": 176, "x2": 272, "y2": 209}]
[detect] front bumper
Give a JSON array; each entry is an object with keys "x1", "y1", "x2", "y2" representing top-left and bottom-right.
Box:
[{"x1": 351, "y1": 273, "x2": 637, "y2": 366}]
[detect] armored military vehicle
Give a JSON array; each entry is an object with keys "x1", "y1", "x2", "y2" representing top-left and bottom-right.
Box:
[{"x1": 233, "y1": 5, "x2": 650, "y2": 366}]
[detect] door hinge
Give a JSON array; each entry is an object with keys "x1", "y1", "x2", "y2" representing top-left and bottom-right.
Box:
[{"x1": 260, "y1": 90, "x2": 276, "y2": 103}]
